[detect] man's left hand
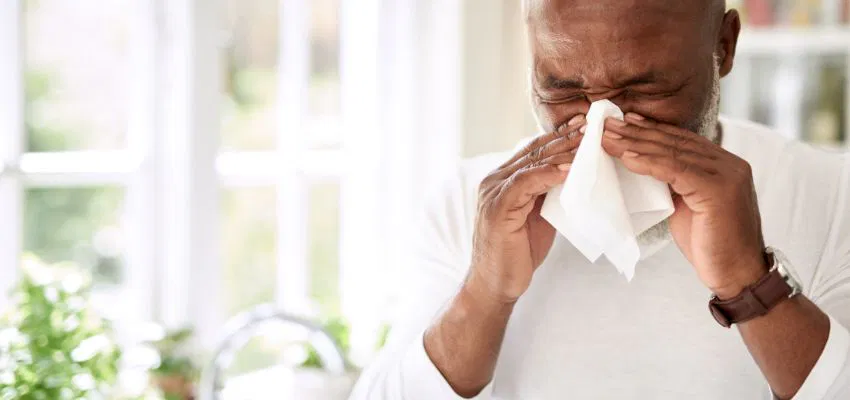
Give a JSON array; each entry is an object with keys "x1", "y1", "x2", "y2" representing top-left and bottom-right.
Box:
[{"x1": 602, "y1": 113, "x2": 769, "y2": 298}]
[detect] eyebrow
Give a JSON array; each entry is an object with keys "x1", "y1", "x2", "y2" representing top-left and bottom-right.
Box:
[{"x1": 540, "y1": 71, "x2": 668, "y2": 90}]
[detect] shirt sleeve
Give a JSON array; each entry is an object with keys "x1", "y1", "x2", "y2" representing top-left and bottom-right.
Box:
[
  {"x1": 347, "y1": 164, "x2": 492, "y2": 400},
  {"x1": 789, "y1": 154, "x2": 850, "y2": 400}
]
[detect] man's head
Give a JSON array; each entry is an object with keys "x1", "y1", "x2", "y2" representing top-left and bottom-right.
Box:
[
  {"x1": 524, "y1": 0, "x2": 739, "y2": 141},
  {"x1": 523, "y1": 0, "x2": 740, "y2": 249}
]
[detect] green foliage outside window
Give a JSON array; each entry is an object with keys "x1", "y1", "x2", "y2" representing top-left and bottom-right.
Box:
[{"x1": 0, "y1": 256, "x2": 121, "y2": 399}]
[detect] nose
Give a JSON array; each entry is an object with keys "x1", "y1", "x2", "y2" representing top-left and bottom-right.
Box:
[{"x1": 585, "y1": 91, "x2": 637, "y2": 115}]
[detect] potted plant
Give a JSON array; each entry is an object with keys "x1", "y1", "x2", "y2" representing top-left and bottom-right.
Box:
[
  {"x1": 0, "y1": 256, "x2": 121, "y2": 399},
  {"x1": 146, "y1": 327, "x2": 199, "y2": 400}
]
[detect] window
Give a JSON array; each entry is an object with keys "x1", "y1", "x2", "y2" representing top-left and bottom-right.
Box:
[
  {"x1": 0, "y1": 0, "x2": 463, "y2": 366},
  {"x1": 0, "y1": 0, "x2": 146, "y2": 313}
]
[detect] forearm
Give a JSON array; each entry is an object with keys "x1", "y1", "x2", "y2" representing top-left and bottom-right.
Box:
[
  {"x1": 424, "y1": 274, "x2": 514, "y2": 398},
  {"x1": 736, "y1": 295, "x2": 830, "y2": 399}
]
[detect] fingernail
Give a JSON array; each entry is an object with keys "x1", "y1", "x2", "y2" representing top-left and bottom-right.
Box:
[
  {"x1": 557, "y1": 163, "x2": 571, "y2": 171},
  {"x1": 605, "y1": 131, "x2": 623, "y2": 140},
  {"x1": 625, "y1": 112, "x2": 645, "y2": 121},
  {"x1": 567, "y1": 114, "x2": 585, "y2": 126},
  {"x1": 579, "y1": 125, "x2": 587, "y2": 134},
  {"x1": 623, "y1": 150, "x2": 640, "y2": 158}
]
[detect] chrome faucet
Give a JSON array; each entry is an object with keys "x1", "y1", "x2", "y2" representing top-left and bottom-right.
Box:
[{"x1": 198, "y1": 304, "x2": 347, "y2": 400}]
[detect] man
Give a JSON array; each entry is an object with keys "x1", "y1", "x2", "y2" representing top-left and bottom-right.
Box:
[{"x1": 350, "y1": 0, "x2": 850, "y2": 398}]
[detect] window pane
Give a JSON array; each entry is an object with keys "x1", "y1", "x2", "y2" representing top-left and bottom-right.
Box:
[
  {"x1": 220, "y1": 0, "x2": 342, "y2": 151},
  {"x1": 24, "y1": 0, "x2": 131, "y2": 151},
  {"x1": 221, "y1": 0, "x2": 279, "y2": 151},
  {"x1": 221, "y1": 187, "x2": 277, "y2": 317},
  {"x1": 308, "y1": 182, "x2": 340, "y2": 317},
  {"x1": 24, "y1": 187, "x2": 125, "y2": 286},
  {"x1": 308, "y1": 0, "x2": 342, "y2": 149}
]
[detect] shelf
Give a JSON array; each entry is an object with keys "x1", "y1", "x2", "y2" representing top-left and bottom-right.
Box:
[{"x1": 737, "y1": 27, "x2": 850, "y2": 55}]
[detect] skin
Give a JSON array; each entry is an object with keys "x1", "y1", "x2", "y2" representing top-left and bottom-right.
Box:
[{"x1": 423, "y1": 0, "x2": 831, "y2": 399}]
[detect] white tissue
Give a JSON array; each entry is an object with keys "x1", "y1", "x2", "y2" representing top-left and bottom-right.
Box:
[{"x1": 540, "y1": 100, "x2": 675, "y2": 280}]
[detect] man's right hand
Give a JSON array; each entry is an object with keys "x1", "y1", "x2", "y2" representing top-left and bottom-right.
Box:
[
  {"x1": 467, "y1": 114, "x2": 586, "y2": 304},
  {"x1": 423, "y1": 115, "x2": 586, "y2": 398}
]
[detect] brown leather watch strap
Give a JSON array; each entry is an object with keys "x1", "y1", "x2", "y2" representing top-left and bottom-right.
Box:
[{"x1": 708, "y1": 268, "x2": 794, "y2": 328}]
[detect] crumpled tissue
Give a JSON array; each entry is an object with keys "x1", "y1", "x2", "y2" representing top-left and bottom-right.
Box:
[{"x1": 540, "y1": 99, "x2": 675, "y2": 280}]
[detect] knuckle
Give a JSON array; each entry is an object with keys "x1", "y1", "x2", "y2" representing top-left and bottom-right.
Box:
[
  {"x1": 740, "y1": 159, "x2": 753, "y2": 175},
  {"x1": 506, "y1": 170, "x2": 523, "y2": 187},
  {"x1": 671, "y1": 134, "x2": 688, "y2": 149},
  {"x1": 507, "y1": 169, "x2": 533, "y2": 190},
  {"x1": 477, "y1": 190, "x2": 489, "y2": 209},
  {"x1": 481, "y1": 192, "x2": 501, "y2": 216},
  {"x1": 477, "y1": 179, "x2": 492, "y2": 197},
  {"x1": 528, "y1": 147, "x2": 542, "y2": 162},
  {"x1": 665, "y1": 144, "x2": 678, "y2": 159}
]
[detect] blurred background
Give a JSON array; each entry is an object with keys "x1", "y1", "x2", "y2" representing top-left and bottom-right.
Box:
[{"x1": 0, "y1": 0, "x2": 849, "y2": 398}]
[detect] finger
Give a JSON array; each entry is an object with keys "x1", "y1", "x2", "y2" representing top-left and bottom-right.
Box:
[
  {"x1": 624, "y1": 112, "x2": 706, "y2": 140},
  {"x1": 497, "y1": 131, "x2": 583, "y2": 179},
  {"x1": 498, "y1": 114, "x2": 586, "y2": 169},
  {"x1": 604, "y1": 118, "x2": 704, "y2": 152},
  {"x1": 601, "y1": 132, "x2": 718, "y2": 169},
  {"x1": 617, "y1": 151, "x2": 715, "y2": 197},
  {"x1": 496, "y1": 164, "x2": 569, "y2": 213},
  {"x1": 536, "y1": 151, "x2": 577, "y2": 169},
  {"x1": 556, "y1": 114, "x2": 586, "y2": 137}
]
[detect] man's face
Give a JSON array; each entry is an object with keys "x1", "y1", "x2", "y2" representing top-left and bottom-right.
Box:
[{"x1": 527, "y1": 0, "x2": 734, "y2": 136}]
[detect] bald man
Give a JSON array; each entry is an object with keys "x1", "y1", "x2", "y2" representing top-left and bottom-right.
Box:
[{"x1": 350, "y1": 1, "x2": 850, "y2": 399}]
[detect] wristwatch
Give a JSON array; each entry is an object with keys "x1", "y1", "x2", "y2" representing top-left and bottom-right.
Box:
[{"x1": 708, "y1": 247, "x2": 803, "y2": 328}]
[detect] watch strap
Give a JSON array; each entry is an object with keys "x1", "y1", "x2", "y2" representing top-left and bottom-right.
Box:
[{"x1": 708, "y1": 267, "x2": 794, "y2": 328}]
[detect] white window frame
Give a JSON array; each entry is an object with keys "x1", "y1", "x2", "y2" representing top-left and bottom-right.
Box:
[
  {"x1": 0, "y1": 0, "x2": 24, "y2": 314},
  {"x1": 0, "y1": 0, "x2": 465, "y2": 358}
]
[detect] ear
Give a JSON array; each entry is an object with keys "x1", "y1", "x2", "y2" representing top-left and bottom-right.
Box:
[{"x1": 717, "y1": 10, "x2": 741, "y2": 78}]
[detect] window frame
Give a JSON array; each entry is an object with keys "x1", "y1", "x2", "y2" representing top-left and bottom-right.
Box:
[
  {"x1": 0, "y1": 0, "x2": 24, "y2": 314},
  {"x1": 0, "y1": 0, "x2": 465, "y2": 359}
]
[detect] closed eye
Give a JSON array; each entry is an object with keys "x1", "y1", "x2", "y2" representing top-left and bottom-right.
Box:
[
  {"x1": 624, "y1": 81, "x2": 687, "y2": 100},
  {"x1": 537, "y1": 92, "x2": 586, "y2": 104},
  {"x1": 624, "y1": 88, "x2": 679, "y2": 100}
]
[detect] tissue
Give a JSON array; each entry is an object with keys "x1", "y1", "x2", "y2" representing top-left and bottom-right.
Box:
[{"x1": 540, "y1": 100, "x2": 675, "y2": 280}]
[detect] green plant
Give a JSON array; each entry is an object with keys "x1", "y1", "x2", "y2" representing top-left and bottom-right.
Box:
[
  {"x1": 0, "y1": 255, "x2": 121, "y2": 399},
  {"x1": 375, "y1": 323, "x2": 391, "y2": 350},
  {"x1": 147, "y1": 327, "x2": 197, "y2": 380},
  {"x1": 298, "y1": 319, "x2": 392, "y2": 371},
  {"x1": 144, "y1": 327, "x2": 198, "y2": 400}
]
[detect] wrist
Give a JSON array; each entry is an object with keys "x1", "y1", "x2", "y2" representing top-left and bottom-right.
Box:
[
  {"x1": 462, "y1": 268, "x2": 520, "y2": 312},
  {"x1": 710, "y1": 253, "x2": 771, "y2": 300}
]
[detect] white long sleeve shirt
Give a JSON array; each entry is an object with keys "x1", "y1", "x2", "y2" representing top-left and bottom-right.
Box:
[{"x1": 349, "y1": 117, "x2": 850, "y2": 399}]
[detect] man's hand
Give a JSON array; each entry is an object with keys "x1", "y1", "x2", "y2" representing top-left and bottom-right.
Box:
[
  {"x1": 469, "y1": 114, "x2": 585, "y2": 304},
  {"x1": 423, "y1": 115, "x2": 586, "y2": 398},
  {"x1": 602, "y1": 113, "x2": 768, "y2": 298}
]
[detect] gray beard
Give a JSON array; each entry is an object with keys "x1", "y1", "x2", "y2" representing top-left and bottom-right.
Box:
[{"x1": 637, "y1": 60, "x2": 722, "y2": 251}]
